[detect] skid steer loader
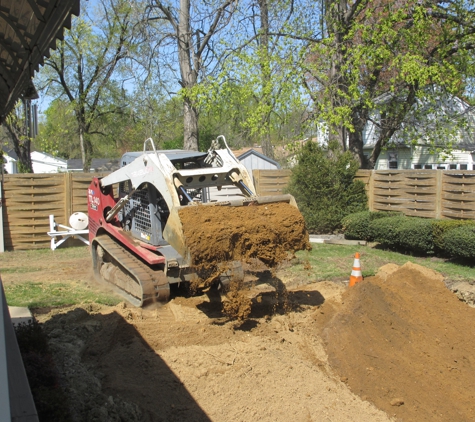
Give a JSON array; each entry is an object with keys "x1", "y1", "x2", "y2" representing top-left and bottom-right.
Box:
[{"x1": 88, "y1": 136, "x2": 308, "y2": 306}]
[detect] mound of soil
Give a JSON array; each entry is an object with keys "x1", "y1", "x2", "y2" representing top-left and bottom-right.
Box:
[
  {"x1": 322, "y1": 262, "x2": 475, "y2": 422},
  {"x1": 178, "y1": 202, "x2": 310, "y2": 268}
]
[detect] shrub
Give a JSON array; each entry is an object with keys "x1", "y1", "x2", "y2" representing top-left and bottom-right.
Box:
[
  {"x1": 286, "y1": 141, "x2": 368, "y2": 234},
  {"x1": 443, "y1": 226, "x2": 475, "y2": 259},
  {"x1": 369, "y1": 215, "x2": 407, "y2": 247},
  {"x1": 397, "y1": 217, "x2": 434, "y2": 254},
  {"x1": 342, "y1": 211, "x2": 372, "y2": 240},
  {"x1": 342, "y1": 210, "x2": 403, "y2": 240},
  {"x1": 432, "y1": 219, "x2": 475, "y2": 251}
]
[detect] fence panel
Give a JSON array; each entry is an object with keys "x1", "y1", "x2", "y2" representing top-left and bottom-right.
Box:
[
  {"x1": 441, "y1": 171, "x2": 475, "y2": 220},
  {"x1": 1, "y1": 173, "x2": 108, "y2": 251},
  {"x1": 370, "y1": 170, "x2": 439, "y2": 218},
  {"x1": 2, "y1": 174, "x2": 65, "y2": 250},
  {"x1": 253, "y1": 169, "x2": 291, "y2": 196}
]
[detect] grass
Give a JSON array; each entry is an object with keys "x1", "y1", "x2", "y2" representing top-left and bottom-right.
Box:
[
  {"x1": 1, "y1": 246, "x2": 121, "y2": 308},
  {"x1": 2, "y1": 243, "x2": 473, "y2": 308},
  {"x1": 292, "y1": 243, "x2": 474, "y2": 282},
  {"x1": 4, "y1": 281, "x2": 121, "y2": 308}
]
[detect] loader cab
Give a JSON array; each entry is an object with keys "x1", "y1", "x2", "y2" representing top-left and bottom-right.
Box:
[{"x1": 117, "y1": 149, "x2": 210, "y2": 247}]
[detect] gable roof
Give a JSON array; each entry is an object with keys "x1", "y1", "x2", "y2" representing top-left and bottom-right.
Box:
[
  {"x1": 236, "y1": 148, "x2": 281, "y2": 169},
  {"x1": 1, "y1": 146, "x2": 17, "y2": 159},
  {"x1": 67, "y1": 158, "x2": 120, "y2": 172}
]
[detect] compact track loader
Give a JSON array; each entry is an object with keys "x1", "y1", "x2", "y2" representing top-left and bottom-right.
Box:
[{"x1": 88, "y1": 136, "x2": 306, "y2": 306}]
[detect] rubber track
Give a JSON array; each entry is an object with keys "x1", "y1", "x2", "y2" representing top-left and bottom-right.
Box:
[{"x1": 94, "y1": 234, "x2": 170, "y2": 307}]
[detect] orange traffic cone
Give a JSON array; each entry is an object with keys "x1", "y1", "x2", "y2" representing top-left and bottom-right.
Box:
[{"x1": 349, "y1": 252, "x2": 363, "y2": 287}]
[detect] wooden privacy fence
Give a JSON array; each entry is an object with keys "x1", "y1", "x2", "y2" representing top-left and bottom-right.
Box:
[
  {"x1": 1, "y1": 172, "x2": 108, "y2": 251},
  {"x1": 1, "y1": 168, "x2": 474, "y2": 251},
  {"x1": 254, "y1": 169, "x2": 475, "y2": 220}
]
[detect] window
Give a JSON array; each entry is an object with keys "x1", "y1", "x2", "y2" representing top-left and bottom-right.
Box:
[
  {"x1": 460, "y1": 164, "x2": 468, "y2": 170},
  {"x1": 388, "y1": 152, "x2": 398, "y2": 169},
  {"x1": 424, "y1": 164, "x2": 433, "y2": 169},
  {"x1": 473, "y1": 164, "x2": 475, "y2": 170},
  {"x1": 414, "y1": 164, "x2": 422, "y2": 169},
  {"x1": 449, "y1": 164, "x2": 457, "y2": 170},
  {"x1": 437, "y1": 165, "x2": 446, "y2": 169}
]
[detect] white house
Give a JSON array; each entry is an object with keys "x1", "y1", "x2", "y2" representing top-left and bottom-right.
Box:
[
  {"x1": 31, "y1": 151, "x2": 67, "y2": 173},
  {"x1": 1, "y1": 148, "x2": 18, "y2": 174},
  {"x1": 363, "y1": 93, "x2": 475, "y2": 170},
  {"x1": 1, "y1": 148, "x2": 68, "y2": 173}
]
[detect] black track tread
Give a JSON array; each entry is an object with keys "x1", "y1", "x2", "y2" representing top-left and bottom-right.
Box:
[{"x1": 94, "y1": 234, "x2": 170, "y2": 306}]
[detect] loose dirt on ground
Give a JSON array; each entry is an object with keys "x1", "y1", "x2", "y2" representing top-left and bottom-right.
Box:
[{"x1": 3, "y1": 250, "x2": 475, "y2": 422}]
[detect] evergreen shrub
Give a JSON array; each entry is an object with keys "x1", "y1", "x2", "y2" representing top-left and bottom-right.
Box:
[
  {"x1": 432, "y1": 219, "x2": 475, "y2": 250},
  {"x1": 369, "y1": 215, "x2": 406, "y2": 247},
  {"x1": 342, "y1": 210, "x2": 403, "y2": 240},
  {"x1": 286, "y1": 141, "x2": 368, "y2": 233},
  {"x1": 397, "y1": 217, "x2": 434, "y2": 254},
  {"x1": 443, "y1": 226, "x2": 475, "y2": 259}
]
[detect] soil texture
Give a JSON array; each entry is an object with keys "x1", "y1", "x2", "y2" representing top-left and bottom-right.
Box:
[
  {"x1": 178, "y1": 202, "x2": 311, "y2": 267},
  {"x1": 4, "y1": 249, "x2": 475, "y2": 422},
  {"x1": 322, "y1": 262, "x2": 475, "y2": 422}
]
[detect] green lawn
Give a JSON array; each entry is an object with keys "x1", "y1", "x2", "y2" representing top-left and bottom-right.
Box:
[
  {"x1": 2, "y1": 243, "x2": 472, "y2": 308},
  {"x1": 292, "y1": 242, "x2": 474, "y2": 282}
]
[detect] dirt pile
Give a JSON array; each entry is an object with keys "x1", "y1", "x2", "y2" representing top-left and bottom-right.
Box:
[
  {"x1": 322, "y1": 262, "x2": 475, "y2": 422},
  {"x1": 178, "y1": 202, "x2": 310, "y2": 268}
]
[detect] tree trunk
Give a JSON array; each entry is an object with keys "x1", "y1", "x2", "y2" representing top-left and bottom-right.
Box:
[
  {"x1": 4, "y1": 110, "x2": 33, "y2": 173},
  {"x1": 183, "y1": 97, "x2": 199, "y2": 150}
]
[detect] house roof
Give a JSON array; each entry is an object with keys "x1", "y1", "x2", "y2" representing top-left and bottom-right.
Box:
[
  {"x1": 232, "y1": 146, "x2": 264, "y2": 157},
  {"x1": 67, "y1": 158, "x2": 120, "y2": 172},
  {"x1": 236, "y1": 148, "x2": 281, "y2": 169},
  {"x1": 1, "y1": 146, "x2": 17, "y2": 159},
  {"x1": 0, "y1": 0, "x2": 80, "y2": 122}
]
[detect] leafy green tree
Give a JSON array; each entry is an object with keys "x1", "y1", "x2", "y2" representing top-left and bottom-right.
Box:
[
  {"x1": 286, "y1": 140, "x2": 367, "y2": 233},
  {"x1": 36, "y1": 0, "x2": 149, "y2": 171},
  {"x1": 145, "y1": 0, "x2": 237, "y2": 151},
  {"x1": 303, "y1": 0, "x2": 475, "y2": 168},
  {"x1": 4, "y1": 100, "x2": 34, "y2": 173}
]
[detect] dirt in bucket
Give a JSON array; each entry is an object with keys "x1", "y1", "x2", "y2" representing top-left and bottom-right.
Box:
[
  {"x1": 178, "y1": 201, "x2": 310, "y2": 268},
  {"x1": 320, "y1": 262, "x2": 475, "y2": 422},
  {"x1": 178, "y1": 201, "x2": 311, "y2": 319}
]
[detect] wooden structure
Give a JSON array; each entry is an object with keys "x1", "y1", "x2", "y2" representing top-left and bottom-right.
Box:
[
  {"x1": 1, "y1": 173, "x2": 107, "y2": 250},
  {"x1": 253, "y1": 169, "x2": 291, "y2": 197},
  {"x1": 1, "y1": 169, "x2": 474, "y2": 251},
  {"x1": 255, "y1": 169, "x2": 475, "y2": 220}
]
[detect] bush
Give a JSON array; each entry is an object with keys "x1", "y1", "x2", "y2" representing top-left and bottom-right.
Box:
[
  {"x1": 432, "y1": 219, "x2": 475, "y2": 251},
  {"x1": 342, "y1": 211, "x2": 372, "y2": 240},
  {"x1": 369, "y1": 215, "x2": 407, "y2": 247},
  {"x1": 443, "y1": 226, "x2": 475, "y2": 259},
  {"x1": 342, "y1": 210, "x2": 403, "y2": 240},
  {"x1": 397, "y1": 217, "x2": 434, "y2": 254},
  {"x1": 286, "y1": 141, "x2": 368, "y2": 234}
]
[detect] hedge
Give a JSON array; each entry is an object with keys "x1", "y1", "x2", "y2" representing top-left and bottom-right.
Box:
[
  {"x1": 342, "y1": 211, "x2": 475, "y2": 258},
  {"x1": 443, "y1": 226, "x2": 475, "y2": 259}
]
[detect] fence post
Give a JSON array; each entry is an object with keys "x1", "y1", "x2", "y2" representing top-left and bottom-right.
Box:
[
  {"x1": 435, "y1": 170, "x2": 442, "y2": 219},
  {"x1": 368, "y1": 170, "x2": 375, "y2": 211},
  {"x1": 64, "y1": 172, "x2": 72, "y2": 219}
]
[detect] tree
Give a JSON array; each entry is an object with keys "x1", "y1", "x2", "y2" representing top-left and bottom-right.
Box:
[
  {"x1": 37, "y1": 0, "x2": 148, "y2": 171},
  {"x1": 4, "y1": 100, "x2": 35, "y2": 173},
  {"x1": 145, "y1": 0, "x2": 237, "y2": 150},
  {"x1": 286, "y1": 140, "x2": 367, "y2": 233},
  {"x1": 303, "y1": 0, "x2": 475, "y2": 168}
]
